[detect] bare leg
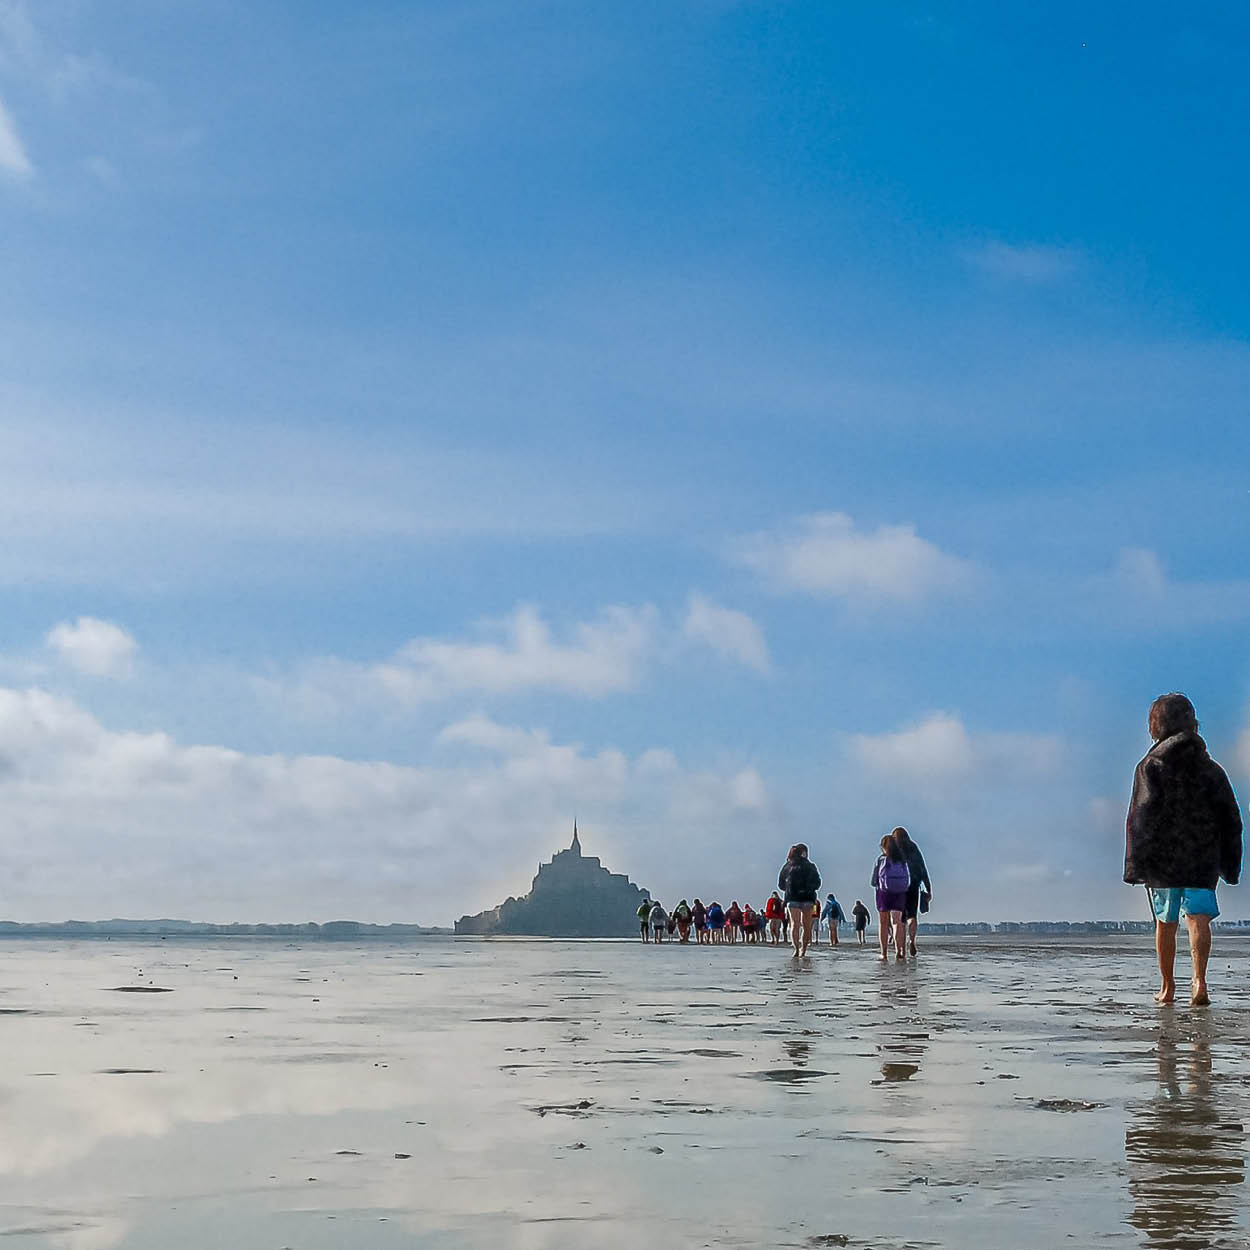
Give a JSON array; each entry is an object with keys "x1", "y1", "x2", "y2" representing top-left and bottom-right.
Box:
[
  {"x1": 892, "y1": 911, "x2": 906, "y2": 959},
  {"x1": 877, "y1": 912, "x2": 889, "y2": 959},
  {"x1": 789, "y1": 906, "x2": 802, "y2": 956},
  {"x1": 801, "y1": 909, "x2": 814, "y2": 955},
  {"x1": 1154, "y1": 920, "x2": 1177, "y2": 1003},
  {"x1": 1186, "y1": 914, "x2": 1212, "y2": 1005},
  {"x1": 908, "y1": 914, "x2": 918, "y2": 955}
]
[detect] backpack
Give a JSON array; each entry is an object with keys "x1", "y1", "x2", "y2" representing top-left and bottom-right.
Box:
[{"x1": 878, "y1": 855, "x2": 910, "y2": 893}]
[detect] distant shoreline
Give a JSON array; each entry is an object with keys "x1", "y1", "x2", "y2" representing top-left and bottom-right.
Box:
[
  {"x1": 0, "y1": 920, "x2": 452, "y2": 939},
  {"x1": 0, "y1": 918, "x2": 1246, "y2": 939}
]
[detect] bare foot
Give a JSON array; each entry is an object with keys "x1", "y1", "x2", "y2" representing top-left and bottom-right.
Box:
[
  {"x1": 909, "y1": 940, "x2": 917, "y2": 955},
  {"x1": 877, "y1": 952, "x2": 887, "y2": 960},
  {"x1": 1154, "y1": 984, "x2": 1176, "y2": 1004},
  {"x1": 1191, "y1": 980, "x2": 1210, "y2": 1007}
]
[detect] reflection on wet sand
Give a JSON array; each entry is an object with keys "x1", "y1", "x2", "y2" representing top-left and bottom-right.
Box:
[
  {"x1": 1126, "y1": 1013, "x2": 1245, "y2": 1250},
  {"x1": 1, "y1": 936, "x2": 1249, "y2": 1248}
]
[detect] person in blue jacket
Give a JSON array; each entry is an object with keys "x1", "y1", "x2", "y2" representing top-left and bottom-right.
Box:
[{"x1": 821, "y1": 893, "x2": 846, "y2": 946}]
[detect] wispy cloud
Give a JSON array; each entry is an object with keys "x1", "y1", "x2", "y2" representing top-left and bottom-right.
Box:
[
  {"x1": 848, "y1": 711, "x2": 1064, "y2": 788},
  {"x1": 963, "y1": 241, "x2": 1081, "y2": 283},
  {"x1": 734, "y1": 512, "x2": 974, "y2": 603},
  {"x1": 682, "y1": 593, "x2": 772, "y2": 674},
  {"x1": 45, "y1": 617, "x2": 137, "y2": 678},
  {"x1": 0, "y1": 95, "x2": 32, "y2": 177}
]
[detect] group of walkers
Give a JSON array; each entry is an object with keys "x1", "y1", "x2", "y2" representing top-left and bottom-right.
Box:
[
  {"x1": 633, "y1": 692, "x2": 1249, "y2": 1008},
  {"x1": 637, "y1": 892, "x2": 863, "y2": 947},
  {"x1": 636, "y1": 826, "x2": 933, "y2": 960}
]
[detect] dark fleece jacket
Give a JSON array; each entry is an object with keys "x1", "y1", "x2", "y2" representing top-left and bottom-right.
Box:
[{"x1": 1124, "y1": 732, "x2": 1243, "y2": 889}]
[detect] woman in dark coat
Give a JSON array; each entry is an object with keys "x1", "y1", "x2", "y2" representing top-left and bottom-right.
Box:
[
  {"x1": 778, "y1": 843, "x2": 821, "y2": 956},
  {"x1": 1125, "y1": 693, "x2": 1242, "y2": 1005}
]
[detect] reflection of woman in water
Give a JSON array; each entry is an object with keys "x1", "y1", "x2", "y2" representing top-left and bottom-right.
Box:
[
  {"x1": 1126, "y1": 1013, "x2": 1244, "y2": 1249},
  {"x1": 872, "y1": 833, "x2": 910, "y2": 960}
]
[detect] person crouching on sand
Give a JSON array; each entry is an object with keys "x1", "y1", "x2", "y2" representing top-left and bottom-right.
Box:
[
  {"x1": 1125, "y1": 692, "x2": 1242, "y2": 1006},
  {"x1": 778, "y1": 843, "x2": 821, "y2": 956},
  {"x1": 872, "y1": 834, "x2": 910, "y2": 960}
]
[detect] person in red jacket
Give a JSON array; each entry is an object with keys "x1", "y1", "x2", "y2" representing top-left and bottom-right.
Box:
[{"x1": 764, "y1": 892, "x2": 784, "y2": 945}]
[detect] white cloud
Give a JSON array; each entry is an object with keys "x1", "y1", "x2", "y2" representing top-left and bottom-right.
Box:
[
  {"x1": 964, "y1": 241, "x2": 1081, "y2": 283},
  {"x1": 45, "y1": 617, "x2": 137, "y2": 678},
  {"x1": 0, "y1": 689, "x2": 775, "y2": 924},
  {"x1": 381, "y1": 603, "x2": 657, "y2": 700},
  {"x1": 848, "y1": 711, "x2": 1064, "y2": 787},
  {"x1": 0, "y1": 94, "x2": 32, "y2": 177},
  {"x1": 735, "y1": 512, "x2": 973, "y2": 602},
  {"x1": 682, "y1": 593, "x2": 772, "y2": 673}
]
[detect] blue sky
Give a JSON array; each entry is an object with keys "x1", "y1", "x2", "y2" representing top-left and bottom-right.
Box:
[{"x1": 1, "y1": 1, "x2": 1248, "y2": 924}]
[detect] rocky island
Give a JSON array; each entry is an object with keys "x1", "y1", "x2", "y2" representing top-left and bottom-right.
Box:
[{"x1": 455, "y1": 824, "x2": 650, "y2": 937}]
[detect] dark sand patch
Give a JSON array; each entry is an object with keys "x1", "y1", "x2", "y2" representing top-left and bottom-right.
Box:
[{"x1": 105, "y1": 986, "x2": 173, "y2": 994}]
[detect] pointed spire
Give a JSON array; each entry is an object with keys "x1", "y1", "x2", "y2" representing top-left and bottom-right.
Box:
[{"x1": 571, "y1": 817, "x2": 581, "y2": 855}]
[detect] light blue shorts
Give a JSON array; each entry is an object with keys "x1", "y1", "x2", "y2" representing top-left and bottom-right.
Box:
[{"x1": 1149, "y1": 887, "x2": 1219, "y2": 924}]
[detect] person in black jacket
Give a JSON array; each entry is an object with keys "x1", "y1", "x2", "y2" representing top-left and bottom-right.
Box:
[
  {"x1": 1125, "y1": 693, "x2": 1243, "y2": 1006},
  {"x1": 778, "y1": 843, "x2": 821, "y2": 956},
  {"x1": 893, "y1": 827, "x2": 932, "y2": 956}
]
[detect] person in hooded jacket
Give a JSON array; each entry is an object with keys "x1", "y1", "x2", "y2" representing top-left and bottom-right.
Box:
[
  {"x1": 1125, "y1": 692, "x2": 1242, "y2": 1006},
  {"x1": 692, "y1": 898, "x2": 708, "y2": 943},
  {"x1": 821, "y1": 893, "x2": 846, "y2": 946},
  {"x1": 778, "y1": 843, "x2": 821, "y2": 956},
  {"x1": 764, "y1": 892, "x2": 785, "y2": 944},
  {"x1": 892, "y1": 827, "x2": 932, "y2": 956}
]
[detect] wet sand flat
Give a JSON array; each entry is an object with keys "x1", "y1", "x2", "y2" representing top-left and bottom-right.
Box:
[{"x1": 0, "y1": 935, "x2": 1248, "y2": 1249}]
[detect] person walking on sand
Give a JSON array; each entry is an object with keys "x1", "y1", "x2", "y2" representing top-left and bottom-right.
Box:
[
  {"x1": 765, "y1": 892, "x2": 784, "y2": 944},
  {"x1": 821, "y1": 893, "x2": 846, "y2": 946},
  {"x1": 707, "y1": 900, "x2": 726, "y2": 944},
  {"x1": 692, "y1": 897, "x2": 708, "y2": 944},
  {"x1": 637, "y1": 897, "x2": 653, "y2": 943},
  {"x1": 725, "y1": 900, "x2": 743, "y2": 944},
  {"x1": 852, "y1": 899, "x2": 870, "y2": 945},
  {"x1": 649, "y1": 900, "x2": 669, "y2": 944},
  {"x1": 673, "y1": 899, "x2": 693, "y2": 943},
  {"x1": 1125, "y1": 693, "x2": 1243, "y2": 1006},
  {"x1": 778, "y1": 844, "x2": 821, "y2": 956},
  {"x1": 892, "y1": 828, "x2": 932, "y2": 956},
  {"x1": 872, "y1": 833, "x2": 910, "y2": 960}
]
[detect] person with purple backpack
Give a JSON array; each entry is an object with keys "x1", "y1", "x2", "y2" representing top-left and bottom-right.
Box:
[{"x1": 872, "y1": 832, "x2": 911, "y2": 960}]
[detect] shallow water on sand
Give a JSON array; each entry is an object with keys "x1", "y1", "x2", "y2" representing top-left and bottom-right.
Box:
[{"x1": 1, "y1": 935, "x2": 1249, "y2": 1250}]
